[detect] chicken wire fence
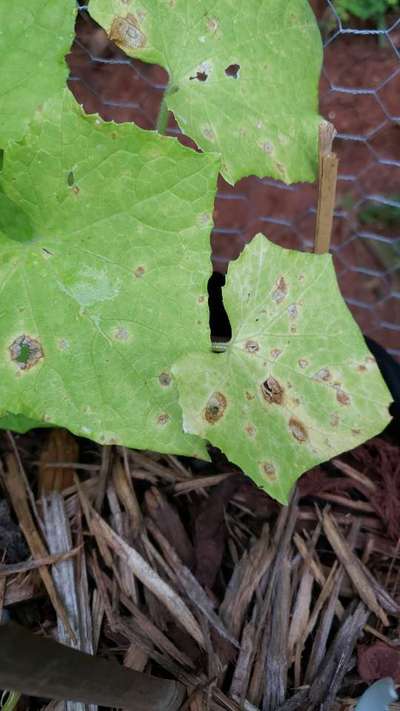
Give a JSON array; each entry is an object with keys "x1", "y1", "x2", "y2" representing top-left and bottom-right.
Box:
[{"x1": 69, "y1": 1, "x2": 400, "y2": 359}]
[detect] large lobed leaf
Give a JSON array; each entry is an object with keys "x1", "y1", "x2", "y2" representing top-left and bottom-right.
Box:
[
  {"x1": 0, "y1": 90, "x2": 220, "y2": 458},
  {"x1": 0, "y1": 0, "x2": 75, "y2": 147},
  {"x1": 90, "y1": 0, "x2": 323, "y2": 185},
  {"x1": 173, "y1": 235, "x2": 392, "y2": 503}
]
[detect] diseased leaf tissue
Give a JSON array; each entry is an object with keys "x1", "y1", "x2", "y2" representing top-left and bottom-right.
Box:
[{"x1": 0, "y1": 1, "x2": 392, "y2": 502}]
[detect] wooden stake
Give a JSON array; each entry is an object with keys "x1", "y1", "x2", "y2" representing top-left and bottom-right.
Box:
[
  {"x1": 314, "y1": 121, "x2": 339, "y2": 255},
  {"x1": 0, "y1": 623, "x2": 185, "y2": 710}
]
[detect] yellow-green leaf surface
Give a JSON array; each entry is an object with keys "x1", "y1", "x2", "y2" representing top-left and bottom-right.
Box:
[
  {"x1": 0, "y1": 0, "x2": 75, "y2": 147},
  {"x1": 0, "y1": 90, "x2": 220, "y2": 458},
  {"x1": 90, "y1": 0, "x2": 323, "y2": 185},
  {"x1": 173, "y1": 236, "x2": 392, "y2": 503}
]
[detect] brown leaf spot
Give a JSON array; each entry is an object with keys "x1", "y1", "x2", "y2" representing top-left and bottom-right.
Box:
[
  {"x1": 197, "y1": 295, "x2": 206, "y2": 304},
  {"x1": 289, "y1": 417, "x2": 308, "y2": 442},
  {"x1": 352, "y1": 428, "x2": 361, "y2": 436},
  {"x1": 110, "y1": 14, "x2": 146, "y2": 50},
  {"x1": 9, "y1": 335, "x2": 44, "y2": 371},
  {"x1": 261, "y1": 377, "x2": 284, "y2": 405},
  {"x1": 357, "y1": 364, "x2": 367, "y2": 372},
  {"x1": 245, "y1": 340, "x2": 259, "y2": 353},
  {"x1": 245, "y1": 391, "x2": 255, "y2": 401},
  {"x1": 336, "y1": 389, "x2": 351, "y2": 406},
  {"x1": 313, "y1": 368, "x2": 332, "y2": 382},
  {"x1": 260, "y1": 462, "x2": 278, "y2": 482},
  {"x1": 288, "y1": 303, "x2": 298, "y2": 319},
  {"x1": 245, "y1": 423, "x2": 256, "y2": 438},
  {"x1": 204, "y1": 392, "x2": 227, "y2": 423},
  {"x1": 134, "y1": 266, "x2": 145, "y2": 278},
  {"x1": 271, "y1": 348, "x2": 282, "y2": 360},
  {"x1": 159, "y1": 372, "x2": 171, "y2": 387},
  {"x1": 157, "y1": 413, "x2": 170, "y2": 426},
  {"x1": 72, "y1": 185, "x2": 80, "y2": 195},
  {"x1": 298, "y1": 358, "x2": 309, "y2": 369},
  {"x1": 207, "y1": 17, "x2": 219, "y2": 33},
  {"x1": 272, "y1": 276, "x2": 287, "y2": 304},
  {"x1": 330, "y1": 413, "x2": 340, "y2": 427}
]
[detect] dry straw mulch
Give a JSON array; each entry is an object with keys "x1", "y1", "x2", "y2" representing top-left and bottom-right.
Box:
[{"x1": 1, "y1": 428, "x2": 400, "y2": 710}]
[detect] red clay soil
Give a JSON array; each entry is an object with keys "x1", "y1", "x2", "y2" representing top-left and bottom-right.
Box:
[{"x1": 67, "y1": 7, "x2": 400, "y2": 355}]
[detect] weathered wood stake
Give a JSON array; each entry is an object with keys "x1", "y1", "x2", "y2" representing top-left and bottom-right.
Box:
[
  {"x1": 0, "y1": 623, "x2": 185, "y2": 710},
  {"x1": 314, "y1": 121, "x2": 339, "y2": 255}
]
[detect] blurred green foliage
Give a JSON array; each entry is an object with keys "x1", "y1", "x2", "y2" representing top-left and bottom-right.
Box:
[
  {"x1": 359, "y1": 198, "x2": 400, "y2": 229},
  {"x1": 334, "y1": 0, "x2": 399, "y2": 23}
]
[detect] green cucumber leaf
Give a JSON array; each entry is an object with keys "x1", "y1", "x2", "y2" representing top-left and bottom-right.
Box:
[
  {"x1": 173, "y1": 235, "x2": 392, "y2": 503},
  {"x1": 0, "y1": 0, "x2": 75, "y2": 148},
  {"x1": 0, "y1": 89, "x2": 220, "y2": 458},
  {"x1": 89, "y1": 0, "x2": 323, "y2": 185}
]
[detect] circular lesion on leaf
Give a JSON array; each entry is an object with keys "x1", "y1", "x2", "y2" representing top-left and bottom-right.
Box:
[
  {"x1": 288, "y1": 417, "x2": 308, "y2": 443},
  {"x1": 271, "y1": 348, "x2": 282, "y2": 360},
  {"x1": 261, "y1": 377, "x2": 284, "y2": 405},
  {"x1": 298, "y1": 358, "x2": 309, "y2": 369},
  {"x1": 244, "y1": 423, "x2": 256, "y2": 438},
  {"x1": 9, "y1": 335, "x2": 44, "y2": 371},
  {"x1": 134, "y1": 266, "x2": 145, "y2": 278},
  {"x1": 157, "y1": 413, "x2": 170, "y2": 426},
  {"x1": 113, "y1": 327, "x2": 129, "y2": 341},
  {"x1": 204, "y1": 392, "x2": 227, "y2": 423},
  {"x1": 57, "y1": 338, "x2": 70, "y2": 351},
  {"x1": 159, "y1": 372, "x2": 172, "y2": 387},
  {"x1": 336, "y1": 388, "x2": 351, "y2": 406},
  {"x1": 245, "y1": 340, "x2": 259, "y2": 353},
  {"x1": 260, "y1": 461, "x2": 278, "y2": 482},
  {"x1": 313, "y1": 368, "x2": 332, "y2": 382}
]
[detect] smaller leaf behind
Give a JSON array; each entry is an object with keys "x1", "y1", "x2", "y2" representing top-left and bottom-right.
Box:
[{"x1": 173, "y1": 235, "x2": 392, "y2": 504}]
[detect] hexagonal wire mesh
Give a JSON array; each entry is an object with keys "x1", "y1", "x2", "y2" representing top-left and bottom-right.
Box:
[{"x1": 68, "y1": 1, "x2": 400, "y2": 359}]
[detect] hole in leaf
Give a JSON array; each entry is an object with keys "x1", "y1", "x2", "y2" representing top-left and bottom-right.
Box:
[
  {"x1": 9, "y1": 335, "x2": 44, "y2": 371},
  {"x1": 190, "y1": 71, "x2": 208, "y2": 82},
  {"x1": 208, "y1": 272, "x2": 232, "y2": 347},
  {"x1": 225, "y1": 64, "x2": 240, "y2": 78}
]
